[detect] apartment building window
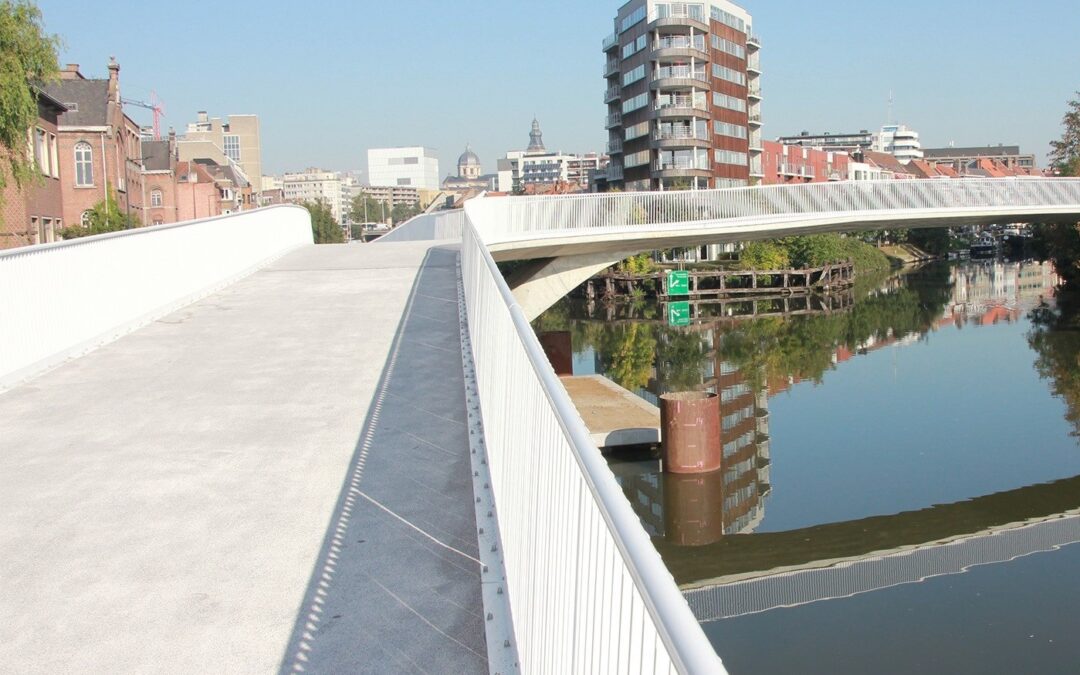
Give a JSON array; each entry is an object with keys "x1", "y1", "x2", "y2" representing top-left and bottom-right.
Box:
[
  {"x1": 624, "y1": 121, "x2": 650, "y2": 141},
  {"x1": 715, "y1": 149, "x2": 748, "y2": 166},
  {"x1": 710, "y1": 36, "x2": 745, "y2": 59},
  {"x1": 713, "y1": 121, "x2": 748, "y2": 139},
  {"x1": 49, "y1": 133, "x2": 58, "y2": 178},
  {"x1": 223, "y1": 135, "x2": 241, "y2": 162},
  {"x1": 622, "y1": 34, "x2": 647, "y2": 59},
  {"x1": 712, "y1": 64, "x2": 746, "y2": 86},
  {"x1": 396, "y1": 178, "x2": 411, "y2": 186},
  {"x1": 74, "y1": 142, "x2": 93, "y2": 186},
  {"x1": 623, "y1": 64, "x2": 646, "y2": 86},
  {"x1": 622, "y1": 92, "x2": 649, "y2": 114},
  {"x1": 619, "y1": 5, "x2": 646, "y2": 32},
  {"x1": 34, "y1": 128, "x2": 48, "y2": 175},
  {"x1": 624, "y1": 150, "x2": 650, "y2": 168},
  {"x1": 150, "y1": 189, "x2": 163, "y2": 207},
  {"x1": 712, "y1": 92, "x2": 746, "y2": 112},
  {"x1": 710, "y1": 6, "x2": 745, "y2": 32}
]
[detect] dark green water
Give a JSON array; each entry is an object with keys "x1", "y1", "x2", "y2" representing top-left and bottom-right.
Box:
[{"x1": 538, "y1": 260, "x2": 1080, "y2": 674}]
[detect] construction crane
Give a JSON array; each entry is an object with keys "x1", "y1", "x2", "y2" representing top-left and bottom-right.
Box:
[{"x1": 121, "y1": 92, "x2": 166, "y2": 140}]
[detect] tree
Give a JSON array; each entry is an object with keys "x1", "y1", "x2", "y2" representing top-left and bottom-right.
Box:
[
  {"x1": 348, "y1": 193, "x2": 384, "y2": 224},
  {"x1": 0, "y1": 1, "x2": 60, "y2": 218},
  {"x1": 739, "y1": 240, "x2": 790, "y2": 270},
  {"x1": 1049, "y1": 92, "x2": 1080, "y2": 176},
  {"x1": 57, "y1": 191, "x2": 139, "y2": 239},
  {"x1": 390, "y1": 202, "x2": 421, "y2": 225},
  {"x1": 302, "y1": 200, "x2": 343, "y2": 244},
  {"x1": 1028, "y1": 94, "x2": 1080, "y2": 283}
]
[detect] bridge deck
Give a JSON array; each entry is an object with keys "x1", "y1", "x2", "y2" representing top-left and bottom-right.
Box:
[{"x1": 0, "y1": 242, "x2": 487, "y2": 673}]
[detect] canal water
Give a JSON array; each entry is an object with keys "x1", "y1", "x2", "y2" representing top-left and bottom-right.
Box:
[{"x1": 536, "y1": 259, "x2": 1080, "y2": 674}]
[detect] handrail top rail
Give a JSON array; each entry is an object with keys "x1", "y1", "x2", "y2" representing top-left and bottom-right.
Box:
[
  {"x1": 476, "y1": 176, "x2": 1075, "y2": 204},
  {"x1": 0, "y1": 204, "x2": 309, "y2": 261},
  {"x1": 463, "y1": 198, "x2": 723, "y2": 672}
]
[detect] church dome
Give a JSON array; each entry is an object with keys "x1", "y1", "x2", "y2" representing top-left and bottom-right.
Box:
[{"x1": 458, "y1": 146, "x2": 481, "y2": 167}]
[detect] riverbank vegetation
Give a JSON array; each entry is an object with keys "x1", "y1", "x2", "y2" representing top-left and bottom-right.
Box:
[
  {"x1": 1030, "y1": 92, "x2": 1080, "y2": 287},
  {"x1": 739, "y1": 234, "x2": 890, "y2": 274}
]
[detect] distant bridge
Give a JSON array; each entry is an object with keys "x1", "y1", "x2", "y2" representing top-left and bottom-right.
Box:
[{"x1": 460, "y1": 178, "x2": 1080, "y2": 319}]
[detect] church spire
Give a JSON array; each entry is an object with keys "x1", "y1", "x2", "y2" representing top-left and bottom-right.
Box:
[{"x1": 527, "y1": 117, "x2": 546, "y2": 152}]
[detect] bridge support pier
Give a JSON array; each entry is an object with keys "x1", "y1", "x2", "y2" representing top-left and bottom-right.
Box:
[
  {"x1": 660, "y1": 392, "x2": 722, "y2": 474},
  {"x1": 506, "y1": 251, "x2": 635, "y2": 321}
]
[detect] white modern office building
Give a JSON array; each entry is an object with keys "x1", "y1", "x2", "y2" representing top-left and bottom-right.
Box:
[
  {"x1": 871, "y1": 124, "x2": 923, "y2": 164},
  {"x1": 367, "y1": 147, "x2": 440, "y2": 191}
]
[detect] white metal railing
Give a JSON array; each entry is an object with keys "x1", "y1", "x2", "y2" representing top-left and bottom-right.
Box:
[
  {"x1": 654, "y1": 36, "x2": 706, "y2": 51},
  {"x1": 464, "y1": 178, "x2": 1080, "y2": 244},
  {"x1": 655, "y1": 128, "x2": 710, "y2": 142},
  {"x1": 375, "y1": 210, "x2": 465, "y2": 242},
  {"x1": 459, "y1": 208, "x2": 722, "y2": 674},
  {"x1": 0, "y1": 205, "x2": 312, "y2": 388},
  {"x1": 655, "y1": 96, "x2": 708, "y2": 112},
  {"x1": 656, "y1": 65, "x2": 707, "y2": 82},
  {"x1": 602, "y1": 32, "x2": 618, "y2": 51},
  {"x1": 654, "y1": 157, "x2": 708, "y2": 171},
  {"x1": 649, "y1": 5, "x2": 706, "y2": 22}
]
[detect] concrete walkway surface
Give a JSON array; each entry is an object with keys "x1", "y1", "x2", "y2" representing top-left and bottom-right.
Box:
[{"x1": 0, "y1": 241, "x2": 487, "y2": 673}]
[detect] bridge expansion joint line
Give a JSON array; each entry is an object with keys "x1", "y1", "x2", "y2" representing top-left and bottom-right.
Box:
[{"x1": 456, "y1": 253, "x2": 521, "y2": 674}]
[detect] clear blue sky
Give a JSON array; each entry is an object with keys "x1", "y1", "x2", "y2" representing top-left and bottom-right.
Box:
[{"x1": 36, "y1": 0, "x2": 1079, "y2": 178}]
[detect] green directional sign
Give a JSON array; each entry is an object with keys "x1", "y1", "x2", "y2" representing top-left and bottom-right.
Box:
[
  {"x1": 666, "y1": 270, "x2": 690, "y2": 296},
  {"x1": 668, "y1": 301, "x2": 691, "y2": 327}
]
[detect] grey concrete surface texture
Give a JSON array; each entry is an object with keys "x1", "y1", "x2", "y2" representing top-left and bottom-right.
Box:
[{"x1": 0, "y1": 241, "x2": 486, "y2": 673}]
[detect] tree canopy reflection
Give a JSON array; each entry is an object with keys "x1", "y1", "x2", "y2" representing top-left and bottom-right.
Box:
[{"x1": 536, "y1": 264, "x2": 954, "y2": 397}]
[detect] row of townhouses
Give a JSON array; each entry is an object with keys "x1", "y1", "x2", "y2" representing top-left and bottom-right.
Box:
[{"x1": 1, "y1": 59, "x2": 262, "y2": 250}]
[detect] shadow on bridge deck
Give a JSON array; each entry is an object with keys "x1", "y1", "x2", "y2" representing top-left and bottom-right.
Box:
[{"x1": 276, "y1": 244, "x2": 487, "y2": 673}]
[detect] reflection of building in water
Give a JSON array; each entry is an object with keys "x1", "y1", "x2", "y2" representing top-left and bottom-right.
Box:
[
  {"x1": 611, "y1": 323, "x2": 771, "y2": 545},
  {"x1": 943, "y1": 260, "x2": 1058, "y2": 327}
]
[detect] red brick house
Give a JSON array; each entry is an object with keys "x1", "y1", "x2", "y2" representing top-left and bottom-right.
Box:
[
  {"x1": 0, "y1": 89, "x2": 67, "y2": 249},
  {"x1": 42, "y1": 59, "x2": 144, "y2": 230}
]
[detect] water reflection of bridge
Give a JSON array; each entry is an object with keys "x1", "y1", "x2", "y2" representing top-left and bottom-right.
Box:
[
  {"x1": 581, "y1": 289, "x2": 854, "y2": 325},
  {"x1": 645, "y1": 475, "x2": 1080, "y2": 622}
]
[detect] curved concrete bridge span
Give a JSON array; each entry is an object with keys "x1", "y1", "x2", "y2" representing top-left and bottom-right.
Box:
[{"x1": 462, "y1": 178, "x2": 1080, "y2": 319}]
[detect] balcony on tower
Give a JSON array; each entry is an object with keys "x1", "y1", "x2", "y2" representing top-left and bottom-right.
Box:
[
  {"x1": 653, "y1": 121, "x2": 711, "y2": 149},
  {"x1": 649, "y1": 3, "x2": 708, "y2": 31},
  {"x1": 654, "y1": 92, "x2": 708, "y2": 118},
  {"x1": 652, "y1": 34, "x2": 707, "y2": 60},
  {"x1": 652, "y1": 63, "x2": 708, "y2": 90}
]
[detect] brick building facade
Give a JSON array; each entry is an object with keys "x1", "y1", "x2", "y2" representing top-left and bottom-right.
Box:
[
  {"x1": 0, "y1": 91, "x2": 67, "y2": 249},
  {"x1": 43, "y1": 59, "x2": 144, "y2": 230}
]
